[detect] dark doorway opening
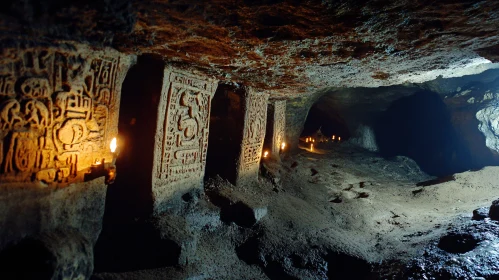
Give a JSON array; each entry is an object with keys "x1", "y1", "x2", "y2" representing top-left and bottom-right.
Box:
[
  {"x1": 204, "y1": 84, "x2": 245, "y2": 185},
  {"x1": 94, "y1": 55, "x2": 167, "y2": 272},
  {"x1": 374, "y1": 91, "x2": 472, "y2": 177},
  {"x1": 301, "y1": 102, "x2": 350, "y2": 140}
]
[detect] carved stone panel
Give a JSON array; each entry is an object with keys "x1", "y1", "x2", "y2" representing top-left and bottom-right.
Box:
[
  {"x1": 152, "y1": 68, "x2": 217, "y2": 208},
  {"x1": 270, "y1": 100, "x2": 286, "y2": 156},
  {"x1": 236, "y1": 89, "x2": 269, "y2": 186},
  {"x1": 0, "y1": 45, "x2": 134, "y2": 185}
]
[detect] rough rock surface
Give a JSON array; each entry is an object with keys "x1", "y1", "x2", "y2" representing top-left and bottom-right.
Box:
[
  {"x1": 2, "y1": 1, "x2": 499, "y2": 95},
  {"x1": 489, "y1": 199, "x2": 499, "y2": 221},
  {"x1": 477, "y1": 106, "x2": 499, "y2": 153},
  {"x1": 0, "y1": 177, "x2": 107, "y2": 250},
  {"x1": 0, "y1": 229, "x2": 94, "y2": 280},
  {"x1": 403, "y1": 217, "x2": 499, "y2": 280}
]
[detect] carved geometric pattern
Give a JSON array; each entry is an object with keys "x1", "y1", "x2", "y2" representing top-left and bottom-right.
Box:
[
  {"x1": 0, "y1": 46, "x2": 131, "y2": 184},
  {"x1": 271, "y1": 100, "x2": 286, "y2": 155},
  {"x1": 154, "y1": 69, "x2": 217, "y2": 185}
]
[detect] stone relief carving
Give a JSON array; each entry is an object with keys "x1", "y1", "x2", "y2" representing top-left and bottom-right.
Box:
[
  {"x1": 153, "y1": 69, "x2": 217, "y2": 187},
  {"x1": 271, "y1": 100, "x2": 286, "y2": 155},
  {"x1": 0, "y1": 46, "x2": 132, "y2": 185},
  {"x1": 239, "y1": 90, "x2": 269, "y2": 177}
]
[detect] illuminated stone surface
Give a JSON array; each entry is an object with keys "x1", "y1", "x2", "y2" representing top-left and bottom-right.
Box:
[
  {"x1": 152, "y1": 68, "x2": 218, "y2": 213},
  {"x1": 0, "y1": 44, "x2": 133, "y2": 185}
]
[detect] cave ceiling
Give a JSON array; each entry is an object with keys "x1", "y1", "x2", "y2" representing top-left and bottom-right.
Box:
[{"x1": 2, "y1": 0, "x2": 499, "y2": 98}]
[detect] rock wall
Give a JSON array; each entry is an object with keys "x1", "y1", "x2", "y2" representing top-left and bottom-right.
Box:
[
  {"x1": 477, "y1": 106, "x2": 499, "y2": 153},
  {"x1": 0, "y1": 42, "x2": 134, "y2": 277}
]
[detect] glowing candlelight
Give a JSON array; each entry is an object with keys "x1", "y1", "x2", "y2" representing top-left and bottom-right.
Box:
[
  {"x1": 110, "y1": 137, "x2": 117, "y2": 153},
  {"x1": 263, "y1": 151, "x2": 269, "y2": 158},
  {"x1": 306, "y1": 138, "x2": 309, "y2": 143},
  {"x1": 338, "y1": 136, "x2": 341, "y2": 141},
  {"x1": 311, "y1": 143, "x2": 314, "y2": 151},
  {"x1": 281, "y1": 142, "x2": 286, "y2": 150},
  {"x1": 332, "y1": 135, "x2": 335, "y2": 140}
]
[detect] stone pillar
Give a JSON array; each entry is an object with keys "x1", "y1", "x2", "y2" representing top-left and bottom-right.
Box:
[
  {"x1": 151, "y1": 67, "x2": 218, "y2": 214},
  {"x1": 264, "y1": 100, "x2": 286, "y2": 160},
  {"x1": 235, "y1": 88, "x2": 270, "y2": 186},
  {"x1": 0, "y1": 43, "x2": 134, "y2": 276}
]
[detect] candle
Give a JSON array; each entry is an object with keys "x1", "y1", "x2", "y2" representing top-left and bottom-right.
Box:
[
  {"x1": 281, "y1": 142, "x2": 286, "y2": 150},
  {"x1": 263, "y1": 151, "x2": 269, "y2": 158},
  {"x1": 311, "y1": 143, "x2": 314, "y2": 151}
]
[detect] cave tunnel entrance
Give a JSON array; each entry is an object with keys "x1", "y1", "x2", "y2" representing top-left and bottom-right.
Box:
[
  {"x1": 374, "y1": 91, "x2": 473, "y2": 177},
  {"x1": 300, "y1": 101, "x2": 351, "y2": 144}
]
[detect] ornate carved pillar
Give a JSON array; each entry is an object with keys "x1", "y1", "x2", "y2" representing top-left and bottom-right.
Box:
[
  {"x1": 0, "y1": 43, "x2": 134, "y2": 277},
  {"x1": 264, "y1": 100, "x2": 286, "y2": 160},
  {"x1": 151, "y1": 67, "x2": 218, "y2": 213},
  {"x1": 235, "y1": 88, "x2": 270, "y2": 186}
]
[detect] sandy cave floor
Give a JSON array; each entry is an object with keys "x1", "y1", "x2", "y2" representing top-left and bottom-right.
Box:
[
  {"x1": 280, "y1": 142, "x2": 499, "y2": 263},
  {"x1": 93, "y1": 142, "x2": 499, "y2": 279}
]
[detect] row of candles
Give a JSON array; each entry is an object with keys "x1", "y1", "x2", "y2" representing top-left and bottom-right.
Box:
[
  {"x1": 305, "y1": 135, "x2": 341, "y2": 152},
  {"x1": 262, "y1": 141, "x2": 286, "y2": 159},
  {"x1": 305, "y1": 135, "x2": 341, "y2": 143}
]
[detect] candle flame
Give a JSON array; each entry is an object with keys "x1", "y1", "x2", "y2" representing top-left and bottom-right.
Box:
[
  {"x1": 263, "y1": 151, "x2": 269, "y2": 158},
  {"x1": 281, "y1": 142, "x2": 286, "y2": 150},
  {"x1": 338, "y1": 137, "x2": 341, "y2": 141},
  {"x1": 110, "y1": 137, "x2": 117, "y2": 153},
  {"x1": 311, "y1": 143, "x2": 314, "y2": 151},
  {"x1": 332, "y1": 135, "x2": 335, "y2": 140}
]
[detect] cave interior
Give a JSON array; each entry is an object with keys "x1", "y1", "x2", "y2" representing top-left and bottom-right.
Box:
[{"x1": 1, "y1": 1, "x2": 499, "y2": 279}]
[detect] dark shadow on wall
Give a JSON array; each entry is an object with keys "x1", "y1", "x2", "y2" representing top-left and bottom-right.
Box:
[
  {"x1": 300, "y1": 102, "x2": 351, "y2": 139},
  {"x1": 204, "y1": 84, "x2": 245, "y2": 185},
  {"x1": 374, "y1": 91, "x2": 473, "y2": 177}
]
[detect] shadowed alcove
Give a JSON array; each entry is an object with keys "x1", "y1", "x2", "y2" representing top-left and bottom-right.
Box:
[
  {"x1": 204, "y1": 84, "x2": 245, "y2": 184},
  {"x1": 374, "y1": 91, "x2": 473, "y2": 177},
  {"x1": 301, "y1": 101, "x2": 351, "y2": 141}
]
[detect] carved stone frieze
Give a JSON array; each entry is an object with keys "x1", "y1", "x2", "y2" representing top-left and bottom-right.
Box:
[
  {"x1": 0, "y1": 45, "x2": 134, "y2": 185},
  {"x1": 152, "y1": 68, "x2": 218, "y2": 208}
]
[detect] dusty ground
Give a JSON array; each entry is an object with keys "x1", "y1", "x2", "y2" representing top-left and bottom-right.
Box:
[
  {"x1": 284, "y1": 142, "x2": 499, "y2": 263},
  {"x1": 93, "y1": 142, "x2": 499, "y2": 279}
]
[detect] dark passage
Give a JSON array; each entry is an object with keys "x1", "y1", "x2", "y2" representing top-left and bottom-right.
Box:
[
  {"x1": 204, "y1": 84, "x2": 245, "y2": 185},
  {"x1": 301, "y1": 102, "x2": 350, "y2": 140},
  {"x1": 375, "y1": 91, "x2": 472, "y2": 177}
]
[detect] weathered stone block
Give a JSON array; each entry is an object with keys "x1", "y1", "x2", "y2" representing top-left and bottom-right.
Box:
[
  {"x1": 489, "y1": 199, "x2": 499, "y2": 221},
  {"x1": 0, "y1": 43, "x2": 134, "y2": 185},
  {"x1": 0, "y1": 42, "x2": 133, "y2": 277},
  {"x1": 236, "y1": 89, "x2": 270, "y2": 186},
  {"x1": 264, "y1": 100, "x2": 286, "y2": 161},
  {"x1": 151, "y1": 68, "x2": 218, "y2": 214}
]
